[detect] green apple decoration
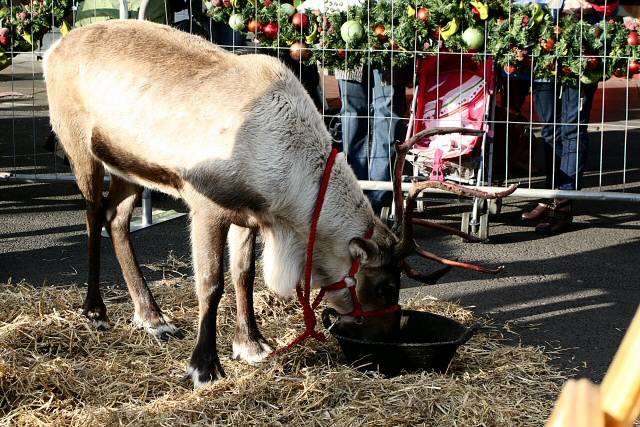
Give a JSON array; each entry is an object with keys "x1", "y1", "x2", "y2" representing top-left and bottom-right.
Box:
[
  {"x1": 228, "y1": 14, "x2": 245, "y2": 31},
  {"x1": 280, "y1": 3, "x2": 296, "y2": 16},
  {"x1": 340, "y1": 20, "x2": 364, "y2": 44},
  {"x1": 462, "y1": 27, "x2": 484, "y2": 50}
]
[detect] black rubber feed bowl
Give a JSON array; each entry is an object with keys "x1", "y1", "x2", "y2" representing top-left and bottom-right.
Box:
[{"x1": 322, "y1": 308, "x2": 479, "y2": 376}]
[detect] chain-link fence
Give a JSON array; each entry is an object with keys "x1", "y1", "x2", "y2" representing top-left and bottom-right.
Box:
[{"x1": 1, "y1": 0, "x2": 639, "y2": 236}]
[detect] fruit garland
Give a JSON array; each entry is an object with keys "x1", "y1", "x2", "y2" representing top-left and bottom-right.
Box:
[
  {"x1": 206, "y1": 0, "x2": 640, "y2": 85},
  {"x1": 0, "y1": 0, "x2": 72, "y2": 70}
]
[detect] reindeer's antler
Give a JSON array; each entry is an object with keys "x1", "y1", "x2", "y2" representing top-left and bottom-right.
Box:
[
  {"x1": 392, "y1": 127, "x2": 517, "y2": 281},
  {"x1": 393, "y1": 127, "x2": 486, "y2": 225}
]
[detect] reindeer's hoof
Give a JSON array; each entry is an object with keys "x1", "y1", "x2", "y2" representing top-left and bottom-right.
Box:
[
  {"x1": 133, "y1": 312, "x2": 183, "y2": 340},
  {"x1": 184, "y1": 360, "x2": 225, "y2": 389},
  {"x1": 232, "y1": 336, "x2": 273, "y2": 365},
  {"x1": 82, "y1": 306, "x2": 111, "y2": 330}
]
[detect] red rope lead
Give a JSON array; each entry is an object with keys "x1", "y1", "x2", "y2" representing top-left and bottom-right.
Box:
[
  {"x1": 280, "y1": 148, "x2": 339, "y2": 351},
  {"x1": 278, "y1": 150, "x2": 399, "y2": 353}
]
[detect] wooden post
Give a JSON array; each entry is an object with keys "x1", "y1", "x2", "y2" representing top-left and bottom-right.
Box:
[
  {"x1": 546, "y1": 305, "x2": 640, "y2": 427},
  {"x1": 600, "y1": 306, "x2": 640, "y2": 427}
]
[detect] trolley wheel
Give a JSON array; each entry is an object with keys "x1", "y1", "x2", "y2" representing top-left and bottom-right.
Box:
[
  {"x1": 461, "y1": 211, "x2": 490, "y2": 242},
  {"x1": 478, "y1": 212, "x2": 489, "y2": 241},
  {"x1": 487, "y1": 198, "x2": 502, "y2": 216}
]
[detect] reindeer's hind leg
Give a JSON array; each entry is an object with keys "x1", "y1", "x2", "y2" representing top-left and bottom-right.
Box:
[
  {"x1": 228, "y1": 225, "x2": 272, "y2": 365},
  {"x1": 52, "y1": 116, "x2": 109, "y2": 328},
  {"x1": 104, "y1": 175, "x2": 178, "y2": 338}
]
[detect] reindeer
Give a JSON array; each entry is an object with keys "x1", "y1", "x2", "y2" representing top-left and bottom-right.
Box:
[{"x1": 43, "y1": 19, "x2": 515, "y2": 387}]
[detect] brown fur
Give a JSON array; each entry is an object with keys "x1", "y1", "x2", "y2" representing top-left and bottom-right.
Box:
[{"x1": 91, "y1": 131, "x2": 184, "y2": 191}]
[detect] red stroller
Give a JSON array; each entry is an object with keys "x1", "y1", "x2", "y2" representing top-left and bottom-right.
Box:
[{"x1": 390, "y1": 53, "x2": 500, "y2": 240}]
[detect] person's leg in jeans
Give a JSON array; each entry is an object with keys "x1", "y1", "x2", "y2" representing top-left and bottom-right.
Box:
[
  {"x1": 338, "y1": 77, "x2": 370, "y2": 181},
  {"x1": 522, "y1": 81, "x2": 563, "y2": 222},
  {"x1": 557, "y1": 83, "x2": 597, "y2": 191},
  {"x1": 533, "y1": 83, "x2": 596, "y2": 234},
  {"x1": 368, "y1": 69, "x2": 407, "y2": 211},
  {"x1": 533, "y1": 81, "x2": 563, "y2": 189}
]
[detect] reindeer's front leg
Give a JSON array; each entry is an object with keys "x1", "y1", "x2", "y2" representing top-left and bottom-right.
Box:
[
  {"x1": 186, "y1": 207, "x2": 229, "y2": 387},
  {"x1": 228, "y1": 225, "x2": 272, "y2": 364}
]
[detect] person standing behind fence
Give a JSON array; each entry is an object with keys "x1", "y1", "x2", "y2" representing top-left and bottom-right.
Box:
[
  {"x1": 336, "y1": 66, "x2": 407, "y2": 214},
  {"x1": 520, "y1": 0, "x2": 618, "y2": 234},
  {"x1": 300, "y1": 0, "x2": 407, "y2": 214}
]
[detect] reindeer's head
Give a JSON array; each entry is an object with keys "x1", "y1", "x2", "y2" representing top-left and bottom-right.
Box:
[
  {"x1": 324, "y1": 220, "x2": 403, "y2": 341},
  {"x1": 325, "y1": 127, "x2": 517, "y2": 342}
]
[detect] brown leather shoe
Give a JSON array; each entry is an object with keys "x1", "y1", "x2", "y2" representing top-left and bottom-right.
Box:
[
  {"x1": 535, "y1": 199, "x2": 573, "y2": 235},
  {"x1": 522, "y1": 201, "x2": 553, "y2": 221}
]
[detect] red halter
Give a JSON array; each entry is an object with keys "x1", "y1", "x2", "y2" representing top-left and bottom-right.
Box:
[{"x1": 280, "y1": 148, "x2": 401, "y2": 352}]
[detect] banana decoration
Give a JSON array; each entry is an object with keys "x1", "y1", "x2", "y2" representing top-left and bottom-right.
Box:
[
  {"x1": 306, "y1": 23, "x2": 318, "y2": 44},
  {"x1": 440, "y1": 18, "x2": 459, "y2": 40},
  {"x1": 21, "y1": 31, "x2": 32, "y2": 45},
  {"x1": 531, "y1": 3, "x2": 545, "y2": 24},
  {"x1": 407, "y1": 5, "x2": 416, "y2": 17},
  {"x1": 470, "y1": 0, "x2": 488, "y2": 20},
  {"x1": 0, "y1": 50, "x2": 10, "y2": 70},
  {"x1": 60, "y1": 21, "x2": 71, "y2": 36}
]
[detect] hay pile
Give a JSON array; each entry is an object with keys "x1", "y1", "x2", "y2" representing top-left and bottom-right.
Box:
[{"x1": 1, "y1": 261, "x2": 565, "y2": 426}]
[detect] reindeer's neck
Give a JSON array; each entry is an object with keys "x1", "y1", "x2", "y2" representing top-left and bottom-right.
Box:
[
  {"x1": 310, "y1": 157, "x2": 376, "y2": 286},
  {"x1": 259, "y1": 153, "x2": 375, "y2": 297}
]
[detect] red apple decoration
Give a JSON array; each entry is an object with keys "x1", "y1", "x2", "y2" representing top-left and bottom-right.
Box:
[
  {"x1": 337, "y1": 48, "x2": 346, "y2": 59},
  {"x1": 416, "y1": 8, "x2": 429, "y2": 22},
  {"x1": 291, "y1": 12, "x2": 310, "y2": 31},
  {"x1": 263, "y1": 22, "x2": 279, "y2": 40},
  {"x1": 629, "y1": 61, "x2": 640, "y2": 75},
  {"x1": 0, "y1": 28, "x2": 9, "y2": 47},
  {"x1": 586, "y1": 57, "x2": 600, "y2": 71},
  {"x1": 503, "y1": 64, "x2": 517, "y2": 75},
  {"x1": 290, "y1": 41, "x2": 311, "y2": 61},
  {"x1": 628, "y1": 31, "x2": 639, "y2": 47}
]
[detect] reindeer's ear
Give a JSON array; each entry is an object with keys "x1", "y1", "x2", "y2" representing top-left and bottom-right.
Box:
[{"x1": 348, "y1": 237, "x2": 380, "y2": 266}]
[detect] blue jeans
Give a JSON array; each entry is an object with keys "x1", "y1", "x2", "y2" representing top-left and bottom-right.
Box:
[
  {"x1": 338, "y1": 70, "x2": 407, "y2": 210},
  {"x1": 533, "y1": 82, "x2": 596, "y2": 191}
]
